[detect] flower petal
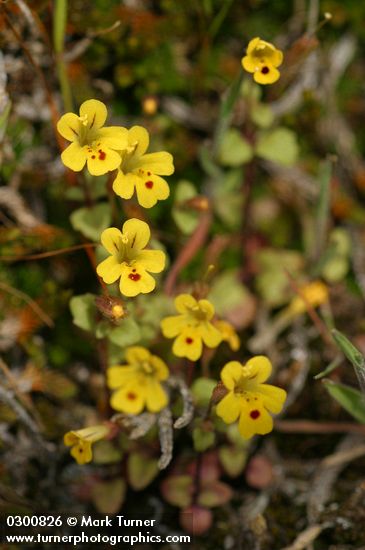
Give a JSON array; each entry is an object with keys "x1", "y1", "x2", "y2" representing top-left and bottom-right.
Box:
[
  {"x1": 97, "y1": 126, "x2": 129, "y2": 149},
  {"x1": 258, "y1": 384, "x2": 287, "y2": 414},
  {"x1": 246, "y1": 37, "x2": 261, "y2": 55},
  {"x1": 220, "y1": 361, "x2": 243, "y2": 391},
  {"x1": 86, "y1": 146, "x2": 122, "y2": 176},
  {"x1": 71, "y1": 440, "x2": 93, "y2": 464},
  {"x1": 128, "y1": 126, "x2": 149, "y2": 157},
  {"x1": 197, "y1": 299, "x2": 215, "y2": 320},
  {"x1": 160, "y1": 315, "x2": 188, "y2": 338},
  {"x1": 64, "y1": 431, "x2": 78, "y2": 446},
  {"x1": 113, "y1": 170, "x2": 138, "y2": 199},
  {"x1": 253, "y1": 66, "x2": 280, "y2": 85},
  {"x1": 244, "y1": 356, "x2": 272, "y2": 383},
  {"x1": 96, "y1": 256, "x2": 122, "y2": 284},
  {"x1": 172, "y1": 330, "x2": 202, "y2": 361},
  {"x1": 100, "y1": 227, "x2": 123, "y2": 256},
  {"x1": 216, "y1": 392, "x2": 241, "y2": 424},
  {"x1": 125, "y1": 346, "x2": 151, "y2": 365},
  {"x1": 238, "y1": 403, "x2": 273, "y2": 439},
  {"x1": 107, "y1": 365, "x2": 138, "y2": 389},
  {"x1": 241, "y1": 55, "x2": 256, "y2": 73},
  {"x1": 135, "y1": 151, "x2": 175, "y2": 175},
  {"x1": 61, "y1": 142, "x2": 87, "y2": 172},
  {"x1": 119, "y1": 265, "x2": 156, "y2": 297},
  {"x1": 122, "y1": 218, "x2": 150, "y2": 252},
  {"x1": 135, "y1": 174, "x2": 170, "y2": 208},
  {"x1": 150, "y1": 355, "x2": 169, "y2": 380},
  {"x1": 79, "y1": 99, "x2": 107, "y2": 131},
  {"x1": 136, "y1": 249, "x2": 165, "y2": 273},
  {"x1": 199, "y1": 322, "x2": 222, "y2": 348},
  {"x1": 57, "y1": 112, "x2": 80, "y2": 142},
  {"x1": 175, "y1": 293, "x2": 197, "y2": 314},
  {"x1": 110, "y1": 384, "x2": 145, "y2": 414},
  {"x1": 145, "y1": 379, "x2": 168, "y2": 412}
]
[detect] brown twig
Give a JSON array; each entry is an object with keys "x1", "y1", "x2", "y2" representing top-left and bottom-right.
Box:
[
  {"x1": 0, "y1": 281, "x2": 54, "y2": 328},
  {"x1": 275, "y1": 419, "x2": 365, "y2": 435},
  {"x1": 164, "y1": 211, "x2": 212, "y2": 296},
  {"x1": 0, "y1": 243, "x2": 98, "y2": 262}
]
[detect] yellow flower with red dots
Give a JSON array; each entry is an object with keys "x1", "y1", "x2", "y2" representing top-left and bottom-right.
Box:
[
  {"x1": 216, "y1": 356, "x2": 286, "y2": 439},
  {"x1": 112, "y1": 126, "x2": 174, "y2": 209},
  {"x1": 161, "y1": 294, "x2": 222, "y2": 361},
  {"x1": 242, "y1": 37, "x2": 283, "y2": 84},
  {"x1": 96, "y1": 218, "x2": 165, "y2": 297},
  {"x1": 64, "y1": 424, "x2": 109, "y2": 465},
  {"x1": 214, "y1": 320, "x2": 240, "y2": 351},
  {"x1": 57, "y1": 99, "x2": 128, "y2": 175},
  {"x1": 107, "y1": 346, "x2": 169, "y2": 414}
]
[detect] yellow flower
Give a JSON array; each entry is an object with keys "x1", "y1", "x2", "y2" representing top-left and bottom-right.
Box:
[
  {"x1": 57, "y1": 99, "x2": 128, "y2": 175},
  {"x1": 214, "y1": 320, "x2": 240, "y2": 351},
  {"x1": 107, "y1": 346, "x2": 169, "y2": 414},
  {"x1": 161, "y1": 294, "x2": 222, "y2": 361},
  {"x1": 216, "y1": 356, "x2": 286, "y2": 439},
  {"x1": 96, "y1": 218, "x2": 165, "y2": 297},
  {"x1": 64, "y1": 424, "x2": 109, "y2": 465},
  {"x1": 242, "y1": 37, "x2": 283, "y2": 84},
  {"x1": 112, "y1": 126, "x2": 174, "y2": 208},
  {"x1": 288, "y1": 281, "x2": 329, "y2": 315}
]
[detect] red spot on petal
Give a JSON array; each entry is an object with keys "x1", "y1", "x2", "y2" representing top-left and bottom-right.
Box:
[
  {"x1": 128, "y1": 273, "x2": 141, "y2": 281},
  {"x1": 127, "y1": 392, "x2": 137, "y2": 400},
  {"x1": 145, "y1": 180, "x2": 153, "y2": 189},
  {"x1": 261, "y1": 66, "x2": 269, "y2": 74},
  {"x1": 91, "y1": 155, "x2": 96, "y2": 159},
  {"x1": 147, "y1": 171, "x2": 151, "y2": 176},
  {"x1": 185, "y1": 337, "x2": 193, "y2": 344},
  {"x1": 98, "y1": 151, "x2": 106, "y2": 160},
  {"x1": 250, "y1": 410, "x2": 260, "y2": 420}
]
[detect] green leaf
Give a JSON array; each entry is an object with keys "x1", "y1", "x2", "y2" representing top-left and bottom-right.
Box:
[
  {"x1": 256, "y1": 128, "x2": 299, "y2": 166},
  {"x1": 209, "y1": 270, "x2": 249, "y2": 316},
  {"x1": 219, "y1": 446, "x2": 248, "y2": 478},
  {"x1": 332, "y1": 329, "x2": 365, "y2": 371},
  {"x1": 218, "y1": 129, "x2": 253, "y2": 167},
  {"x1": 108, "y1": 319, "x2": 141, "y2": 347},
  {"x1": 323, "y1": 379, "x2": 365, "y2": 423},
  {"x1": 93, "y1": 440, "x2": 123, "y2": 465},
  {"x1": 172, "y1": 180, "x2": 200, "y2": 235},
  {"x1": 251, "y1": 104, "x2": 274, "y2": 128},
  {"x1": 69, "y1": 293, "x2": 96, "y2": 332},
  {"x1": 127, "y1": 452, "x2": 159, "y2": 490},
  {"x1": 192, "y1": 427, "x2": 215, "y2": 452},
  {"x1": 70, "y1": 202, "x2": 111, "y2": 241},
  {"x1": 91, "y1": 478, "x2": 126, "y2": 514},
  {"x1": 191, "y1": 378, "x2": 217, "y2": 408},
  {"x1": 198, "y1": 481, "x2": 233, "y2": 508},
  {"x1": 161, "y1": 475, "x2": 193, "y2": 508}
]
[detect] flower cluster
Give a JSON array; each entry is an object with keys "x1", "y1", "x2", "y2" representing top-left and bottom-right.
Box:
[
  {"x1": 242, "y1": 37, "x2": 283, "y2": 85},
  {"x1": 58, "y1": 100, "x2": 174, "y2": 209},
  {"x1": 216, "y1": 356, "x2": 286, "y2": 439},
  {"x1": 161, "y1": 294, "x2": 222, "y2": 361},
  {"x1": 107, "y1": 347, "x2": 169, "y2": 414}
]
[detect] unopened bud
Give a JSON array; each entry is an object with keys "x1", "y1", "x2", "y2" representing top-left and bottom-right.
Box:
[
  {"x1": 184, "y1": 195, "x2": 210, "y2": 212},
  {"x1": 95, "y1": 295, "x2": 127, "y2": 324},
  {"x1": 142, "y1": 95, "x2": 159, "y2": 116}
]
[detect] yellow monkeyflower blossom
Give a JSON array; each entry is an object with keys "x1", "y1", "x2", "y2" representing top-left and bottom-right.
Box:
[
  {"x1": 113, "y1": 126, "x2": 174, "y2": 209},
  {"x1": 107, "y1": 346, "x2": 169, "y2": 414},
  {"x1": 96, "y1": 218, "x2": 165, "y2": 297},
  {"x1": 242, "y1": 37, "x2": 283, "y2": 84},
  {"x1": 214, "y1": 320, "x2": 240, "y2": 351},
  {"x1": 64, "y1": 424, "x2": 109, "y2": 465},
  {"x1": 216, "y1": 356, "x2": 286, "y2": 440},
  {"x1": 288, "y1": 280, "x2": 329, "y2": 315},
  {"x1": 57, "y1": 99, "x2": 128, "y2": 175},
  {"x1": 161, "y1": 294, "x2": 222, "y2": 361}
]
